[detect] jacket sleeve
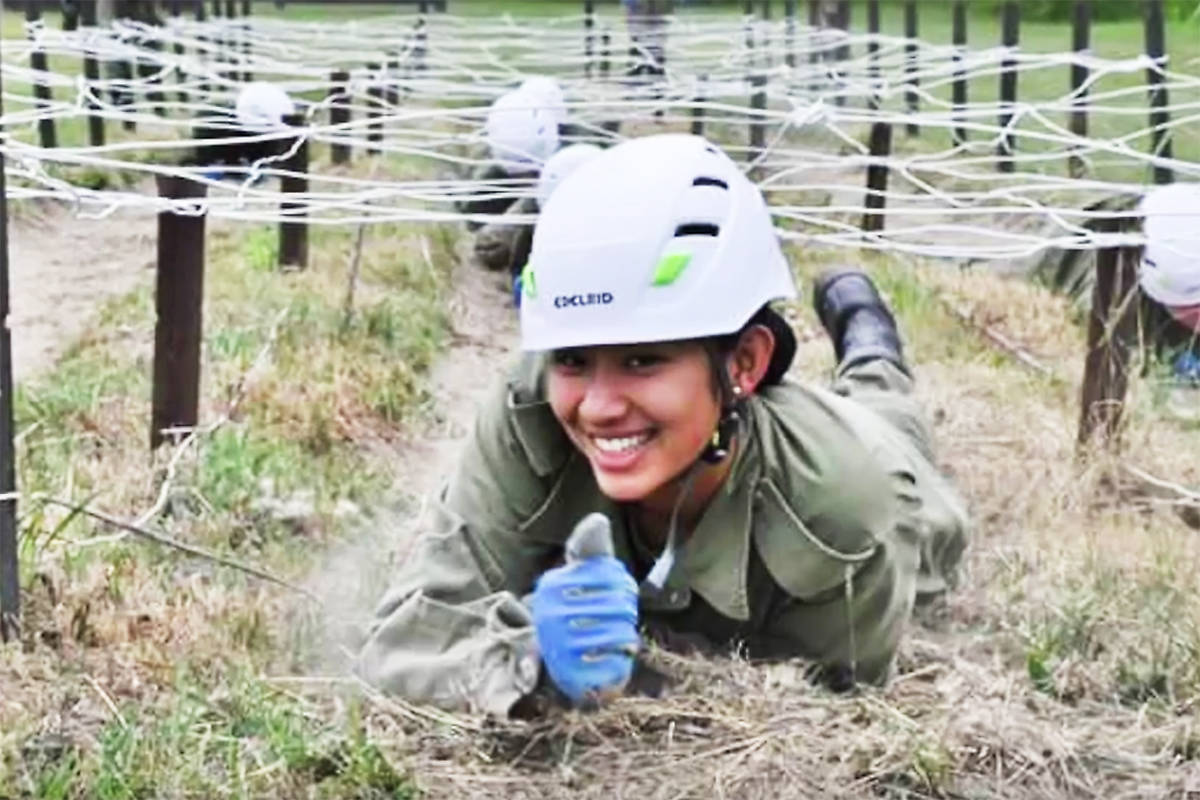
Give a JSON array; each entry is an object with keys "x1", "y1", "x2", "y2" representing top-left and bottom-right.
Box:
[{"x1": 357, "y1": 366, "x2": 566, "y2": 715}]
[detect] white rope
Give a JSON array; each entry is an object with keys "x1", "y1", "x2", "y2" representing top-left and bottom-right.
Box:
[{"x1": 0, "y1": 11, "x2": 1197, "y2": 258}]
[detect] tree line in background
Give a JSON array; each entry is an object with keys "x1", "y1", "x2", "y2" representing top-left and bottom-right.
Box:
[{"x1": 972, "y1": 0, "x2": 1200, "y2": 23}]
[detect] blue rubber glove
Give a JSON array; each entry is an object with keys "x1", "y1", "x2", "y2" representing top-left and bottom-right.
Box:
[
  {"x1": 1174, "y1": 351, "x2": 1200, "y2": 384},
  {"x1": 531, "y1": 514, "x2": 639, "y2": 705}
]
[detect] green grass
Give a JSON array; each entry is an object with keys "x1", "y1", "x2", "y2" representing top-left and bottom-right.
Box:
[{"x1": 1, "y1": 145, "x2": 456, "y2": 796}]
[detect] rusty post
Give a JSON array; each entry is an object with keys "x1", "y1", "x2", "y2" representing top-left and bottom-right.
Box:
[
  {"x1": 278, "y1": 114, "x2": 309, "y2": 269},
  {"x1": 151, "y1": 175, "x2": 208, "y2": 450},
  {"x1": 1077, "y1": 217, "x2": 1141, "y2": 450}
]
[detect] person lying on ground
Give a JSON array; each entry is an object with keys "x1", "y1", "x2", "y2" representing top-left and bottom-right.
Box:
[
  {"x1": 1037, "y1": 183, "x2": 1200, "y2": 385},
  {"x1": 187, "y1": 82, "x2": 295, "y2": 178},
  {"x1": 359, "y1": 134, "x2": 969, "y2": 715},
  {"x1": 459, "y1": 84, "x2": 560, "y2": 244},
  {"x1": 501, "y1": 144, "x2": 604, "y2": 307},
  {"x1": 466, "y1": 77, "x2": 608, "y2": 270},
  {"x1": 1134, "y1": 183, "x2": 1200, "y2": 383}
]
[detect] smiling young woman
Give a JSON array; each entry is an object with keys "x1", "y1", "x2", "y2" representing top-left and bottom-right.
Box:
[{"x1": 359, "y1": 135, "x2": 969, "y2": 714}]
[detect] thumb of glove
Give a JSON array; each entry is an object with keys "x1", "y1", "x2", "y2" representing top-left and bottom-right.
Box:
[{"x1": 565, "y1": 512, "x2": 615, "y2": 563}]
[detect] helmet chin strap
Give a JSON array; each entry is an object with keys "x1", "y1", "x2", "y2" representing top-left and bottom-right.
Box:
[{"x1": 640, "y1": 351, "x2": 744, "y2": 595}]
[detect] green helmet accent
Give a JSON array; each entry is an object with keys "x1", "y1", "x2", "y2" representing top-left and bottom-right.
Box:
[
  {"x1": 651, "y1": 252, "x2": 692, "y2": 287},
  {"x1": 521, "y1": 263, "x2": 538, "y2": 299}
]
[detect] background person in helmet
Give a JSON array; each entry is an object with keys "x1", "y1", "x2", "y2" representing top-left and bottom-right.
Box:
[
  {"x1": 467, "y1": 78, "x2": 607, "y2": 273},
  {"x1": 459, "y1": 84, "x2": 560, "y2": 269},
  {"x1": 1134, "y1": 183, "x2": 1200, "y2": 383},
  {"x1": 1036, "y1": 184, "x2": 1200, "y2": 384},
  {"x1": 359, "y1": 135, "x2": 968, "y2": 714},
  {"x1": 507, "y1": 144, "x2": 604, "y2": 307},
  {"x1": 187, "y1": 82, "x2": 296, "y2": 178}
]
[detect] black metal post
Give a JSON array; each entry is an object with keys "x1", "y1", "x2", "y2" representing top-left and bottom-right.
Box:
[
  {"x1": 329, "y1": 70, "x2": 350, "y2": 165},
  {"x1": 367, "y1": 62, "x2": 383, "y2": 154},
  {"x1": 0, "y1": 33, "x2": 19, "y2": 644},
  {"x1": 80, "y1": 1, "x2": 105, "y2": 147},
  {"x1": 692, "y1": 73, "x2": 706, "y2": 136},
  {"x1": 151, "y1": 175, "x2": 208, "y2": 450},
  {"x1": 784, "y1": 0, "x2": 795, "y2": 69},
  {"x1": 997, "y1": 1, "x2": 1019, "y2": 172},
  {"x1": 866, "y1": 0, "x2": 880, "y2": 111},
  {"x1": 1069, "y1": 0, "x2": 1090, "y2": 177},
  {"x1": 585, "y1": 0, "x2": 595, "y2": 80},
  {"x1": 25, "y1": 1, "x2": 58, "y2": 149},
  {"x1": 952, "y1": 0, "x2": 967, "y2": 146},
  {"x1": 601, "y1": 27, "x2": 610, "y2": 80},
  {"x1": 278, "y1": 114, "x2": 309, "y2": 269},
  {"x1": 904, "y1": 1, "x2": 918, "y2": 136},
  {"x1": 862, "y1": 121, "x2": 892, "y2": 233},
  {"x1": 1143, "y1": 0, "x2": 1173, "y2": 184}
]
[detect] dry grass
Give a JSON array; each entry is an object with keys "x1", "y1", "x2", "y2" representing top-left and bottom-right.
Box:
[
  {"x1": 324, "y1": 251, "x2": 1200, "y2": 800},
  {"x1": 5, "y1": 174, "x2": 1200, "y2": 796}
]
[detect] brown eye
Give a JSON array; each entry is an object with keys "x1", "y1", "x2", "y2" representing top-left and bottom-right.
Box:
[
  {"x1": 551, "y1": 349, "x2": 587, "y2": 371},
  {"x1": 625, "y1": 352, "x2": 666, "y2": 370}
]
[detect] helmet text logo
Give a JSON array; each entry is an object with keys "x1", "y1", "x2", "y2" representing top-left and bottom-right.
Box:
[{"x1": 553, "y1": 292, "x2": 614, "y2": 309}]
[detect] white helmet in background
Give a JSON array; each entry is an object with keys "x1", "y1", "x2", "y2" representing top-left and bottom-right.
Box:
[
  {"x1": 519, "y1": 76, "x2": 567, "y2": 126},
  {"x1": 485, "y1": 90, "x2": 560, "y2": 175},
  {"x1": 235, "y1": 82, "x2": 295, "y2": 131},
  {"x1": 537, "y1": 144, "x2": 602, "y2": 209},
  {"x1": 1138, "y1": 183, "x2": 1200, "y2": 308},
  {"x1": 520, "y1": 134, "x2": 796, "y2": 351}
]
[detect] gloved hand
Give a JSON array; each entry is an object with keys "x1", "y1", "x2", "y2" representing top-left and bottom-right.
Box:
[
  {"x1": 531, "y1": 513, "x2": 639, "y2": 706},
  {"x1": 1174, "y1": 351, "x2": 1200, "y2": 384}
]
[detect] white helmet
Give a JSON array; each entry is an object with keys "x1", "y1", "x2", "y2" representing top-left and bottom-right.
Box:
[
  {"x1": 235, "y1": 82, "x2": 295, "y2": 131},
  {"x1": 1139, "y1": 183, "x2": 1200, "y2": 307},
  {"x1": 519, "y1": 76, "x2": 567, "y2": 126},
  {"x1": 520, "y1": 134, "x2": 796, "y2": 352},
  {"x1": 537, "y1": 144, "x2": 602, "y2": 209},
  {"x1": 485, "y1": 90, "x2": 560, "y2": 175}
]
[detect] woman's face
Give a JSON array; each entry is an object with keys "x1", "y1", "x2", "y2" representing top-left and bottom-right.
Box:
[{"x1": 546, "y1": 341, "x2": 721, "y2": 502}]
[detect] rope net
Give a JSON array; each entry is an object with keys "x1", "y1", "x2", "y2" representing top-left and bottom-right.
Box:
[{"x1": 2, "y1": 9, "x2": 1198, "y2": 260}]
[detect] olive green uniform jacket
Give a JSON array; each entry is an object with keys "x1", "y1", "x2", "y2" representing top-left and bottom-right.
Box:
[{"x1": 358, "y1": 356, "x2": 969, "y2": 715}]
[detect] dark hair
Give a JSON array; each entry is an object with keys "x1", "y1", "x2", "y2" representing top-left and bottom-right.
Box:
[{"x1": 707, "y1": 304, "x2": 797, "y2": 394}]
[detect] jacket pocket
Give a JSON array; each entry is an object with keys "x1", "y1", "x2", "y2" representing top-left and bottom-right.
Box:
[{"x1": 752, "y1": 479, "x2": 880, "y2": 600}]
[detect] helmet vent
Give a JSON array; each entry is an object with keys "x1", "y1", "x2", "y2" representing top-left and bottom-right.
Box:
[
  {"x1": 692, "y1": 176, "x2": 728, "y2": 190},
  {"x1": 674, "y1": 223, "x2": 719, "y2": 237}
]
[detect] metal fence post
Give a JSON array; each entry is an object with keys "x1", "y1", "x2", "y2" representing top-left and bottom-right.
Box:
[
  {"x1": 80, "y1": 1, "x2": 106, "y2": 147},
  {"x1": 1143, "y1": 0, "x2": 1173, "y2": 184},
  {"x1": 997, "y1": 1, "x2": 1020, "y2": 172},
  {"x1": 952, "y1": 0, "x2": 967, "y2": 147},
  {"x1": 278, "y1": 114, "x2": 309, "y2": 269},
  {"x1": 0, "y1": 34, "x2": 18, "y2": 643},
  {"x1": 904, "y1": 1, "x2": 918, "y2": 136},
  {"x1": 330, "y1": 69, "x2": 351, "y2": 165},
  {"x1": 25, "y1": 1, "x2": 58, "y2": 149},
  {"x1": 1068, "y1": 0, "x2": 1091, "y2": 177},
  {"x1": 862, "y1": 121, "x2": 892, "y2": 233},
  {"x1": 151, "y1": 175, "x2": 208, "y2": 450}
]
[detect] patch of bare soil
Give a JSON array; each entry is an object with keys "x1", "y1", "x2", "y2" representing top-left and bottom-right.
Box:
[
  {"x1": 398, "y1": 258, "x2": 518, "y2": 503},
  {"x1": 6, "y1": 201, "x2": 157, "y2": 382}
]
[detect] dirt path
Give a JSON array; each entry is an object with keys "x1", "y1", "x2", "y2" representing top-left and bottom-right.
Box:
[
  {"x1": 7, "y1": 202, "x2": 158, "y2": 382},
  {"x1": 397, "y1": 256, "x2": 519, "y2": 503}
]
